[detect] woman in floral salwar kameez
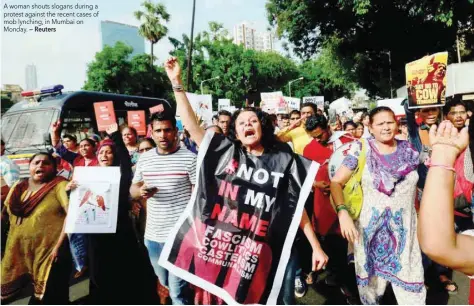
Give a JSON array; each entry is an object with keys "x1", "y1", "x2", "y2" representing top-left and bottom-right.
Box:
[{"x1": 331, "y1": 107, "x2": 426, "y2": 305}]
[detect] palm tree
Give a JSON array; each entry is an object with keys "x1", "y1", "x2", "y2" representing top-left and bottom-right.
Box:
[{"x1": 134, "y1": 1, "x2": 170, "y2": 66}]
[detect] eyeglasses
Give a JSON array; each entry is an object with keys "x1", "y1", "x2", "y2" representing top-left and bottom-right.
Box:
[
  {"x1": 138, "y1": 147, "x2": 153, "y2": 153},
  {"x1": 448, "y1": 111, "x2": 467, "y2": 117}
]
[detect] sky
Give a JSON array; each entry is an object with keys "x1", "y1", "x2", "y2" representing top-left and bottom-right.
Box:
[{"x1": 1, "y1": 0, "x2": 280, "y2": 91}]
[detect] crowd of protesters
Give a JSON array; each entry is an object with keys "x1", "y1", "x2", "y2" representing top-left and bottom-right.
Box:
[{"x1": 0, "y1": 56, "x2": 473, "y2": 305}]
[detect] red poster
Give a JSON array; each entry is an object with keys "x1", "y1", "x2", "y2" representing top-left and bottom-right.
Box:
[
  {"x1": 93, "y1": 101, "x2": 116, "y2": 131},
  {"x1": 149, "y1": 104, "x2": 164, "y2": 114},
  {"x1": 127, "y1": 111, "x2": 146, "y2": 136}
]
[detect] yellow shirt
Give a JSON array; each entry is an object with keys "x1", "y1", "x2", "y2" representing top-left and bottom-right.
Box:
[
  {"x1": 2, "y1": 180, "x2": 69, "y2": 300},
  {"x1": 277, "y1": 126, "x2": 312, "y2": 155}
]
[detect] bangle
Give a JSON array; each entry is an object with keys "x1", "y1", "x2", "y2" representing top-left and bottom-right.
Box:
[
  {"x1": 172, "y1": 84, "x2": 184, "y2": 92},
  {"x1": 424, "y1": 158, "x2": 455, "y2": 172},
  {"x1": 336, "y1": 204, "x2": 347, "y2": 213}
]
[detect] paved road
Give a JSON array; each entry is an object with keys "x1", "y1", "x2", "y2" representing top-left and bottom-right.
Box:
[{"x1": 6, "y1": 271, "x2": 469, "y2": 305}]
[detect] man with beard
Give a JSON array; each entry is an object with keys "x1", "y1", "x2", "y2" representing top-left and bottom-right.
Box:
[
  {"x1": 217, "y1": 110, "x2": 232, "y2": 137},
  {"x1": 130, "y1": 111, "x2": 196, "y2": 304},
  {"x1": 444, "y1": 99, "x2": 469, "y2": 131}
]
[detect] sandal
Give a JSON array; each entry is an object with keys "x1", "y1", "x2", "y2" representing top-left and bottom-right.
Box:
[{"x1": 441, "y1": 280, "x2": 458, "y2": 295}]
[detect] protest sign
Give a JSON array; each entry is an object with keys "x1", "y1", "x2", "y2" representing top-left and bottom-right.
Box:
[
  {"x1": 221, "y1": 105, "x2": 237, "y2": 113},
  {"x1": 406, "y1": 52, "x2": 448, "y2": 109},
  {"x1": 260, "y1": 91, "x2": 284, "y2": 114},
  {"x1": 284, "y1": 97, "x2": 301, "y2": 111},
  {"x1": 303, "y1": 96, "x2": 324, "y2": 111},
  {"x1": 159, "y1": 132, "x2": 319, "y2": 305},
  {"x1": 218, "y1": 99, "x2": 231, "y2": 111},
  {"x1": 186, "y1": 93, "x2": 214, "y2": 125},
  {"x1": 149, "y1": 104, "x2": 165, "y2": 114},
  {"x1": 93, "y1": 101, "x2": 116, "y2": 131},
  {"x1": 127, "y1": 111, "x2": 146, "y2": 135},
  {"x1": 69, "y1": 233, "x2": 88, "y2": 272},
  {"x1": 66, "y1": 167, "x2": 121, "y2": 234}
]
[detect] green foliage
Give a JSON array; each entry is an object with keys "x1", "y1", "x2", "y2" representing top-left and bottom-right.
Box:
[
  {"x1": 1, "y1": 94, "x2": 14, "y2": 113},
  {"x1": 267, "y1": 0, "x2": 474, "y2": 97},
  {"x1": 168, "y1": 21, "x2": 359, "y2": 107},
  {"x1": 83, "y1": 42, "x2": 169, "y2": 98},
  {"x1": 135, "y1": 1, "x2": 170, "y2": 64}
]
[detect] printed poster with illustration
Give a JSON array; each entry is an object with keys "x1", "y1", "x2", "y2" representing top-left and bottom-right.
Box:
[
  {"x1": 65, "y1": 167, "x2": 121, "y2": 234},
  {"x1": 186, "y1": 93, "x2": 213, "y2": 125},
  {"x1": 406, "y1": 52, "x2": 448, "y2": 109},
  {"x1": 159, "y1": 131, "x2": 319, "y2": 305}
]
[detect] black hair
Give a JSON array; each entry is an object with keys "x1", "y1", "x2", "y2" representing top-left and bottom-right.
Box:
[
  {"x1": 343, "y1": 121, "x2": 357, "y2": 131},
  {"x1": 29, "y1": 152, "x2": 58, "y2": 180},
  {"x1": 301, "y1": 103, "x2": 318, "y2": 115},
  {"x1": 268, "y1": 114, "x2": 278, "y2": 121},
  {"x1": 218, "y1": 110, "x2": 232, "y2": 118},
  {"x1": 361, "y1": 112, "x2": 369, "y2": 121},
  {"x1": 443, "y1": 98, "x2": 467, "y2": 115},
  {"x1": 62, "y1": 134, "x2": 77, "y2": 143},
  {"x1": 121, "y1": 126, "x2": 138, "y2": 138},
  {"x1": 399, "y1": 117, "x2": 407, "y2": 126},
  {"x1": 212, "y1": 114, "x2": 219, "y2": 121},
  {"x1": 1, "y1": 138, "x2": 4, "y2": 146},
  {"x1": 368, "y1": 106, "x2": 396, "y2": 125},
  {"x1": 305, "y1": 115, "x2": 328, "y2": 132},
  {"x1": 138, "y1": 137, "x2": 156, "y2": 148},
  {"x1": 228, "y1": 107, "x2": 279, "y2": 152},
  {"x1": 356, "y1": 122, "x2": 364, "y2": 128},
  {"x1": 290, "y1": 110, "x2": 301, "y2": 117},
  {"x1": 205, "y1": 125, "x2": 224, "y2": 134},
  {"x1": 150, "y1": 112, "x2": 177, "y2": 128},
  {"x1": 280, "y1": 113, "x2": 290, "y2": 120},
  {"x1": 80, "y1": 138, "x2": 96, "y2": 147}
]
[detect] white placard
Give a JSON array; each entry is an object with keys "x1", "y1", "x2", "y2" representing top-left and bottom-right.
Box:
[
  {"x1": 284, "y1": 97, "x2": 301, "y2": 110},
  {"x1": 218, "y1": 99, "x2": 231, "y2": 111},
  {"x1": 260, "y1": 91, "x2": 284, "y2": 114},
  {"x1": 303, "y1": 96, "x2": 324, "y2": 110},
  {"x1": 220, "y1": 105, "x2": 237, "y2": 113},
  {"x1": 65, "y1": 167, "x2": 121, "y2": 233},
  {"x1": 186, "y1": 93, "x2": 214, "y2": 125}
]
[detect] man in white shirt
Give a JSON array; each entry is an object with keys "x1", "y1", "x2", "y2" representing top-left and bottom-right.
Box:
[{"x1": 130, "y1": 112, "x2": 196, "y2": 305}]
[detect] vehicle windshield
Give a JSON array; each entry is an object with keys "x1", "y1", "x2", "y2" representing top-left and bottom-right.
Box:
[{"x1": 2, "y1": 109, "x2": 58, "y2": 154}]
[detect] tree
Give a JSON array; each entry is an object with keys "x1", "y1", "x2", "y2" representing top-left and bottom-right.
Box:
[
  {"x1": 1, "y1": 94, "x2": 14, "y2": 114},
  {"x1": 267, "y1": 0, "x2": 474, "y2": 97},
  {"x1": 294, "y1": 38, "x2": 358, "y2": 101},
  {"x1": 134, "y1": 0, "x2": 170, "y2": 66},
  {"x1": 203, "y1": 21, "x2": 229, "y2": 41},
  {"x1": 83, "y1": 42, "x2": 170, "y2": 98}
]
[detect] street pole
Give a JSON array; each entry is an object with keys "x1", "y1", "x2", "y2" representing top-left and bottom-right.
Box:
[
  {"x1": 186, "y1": 0, "x2": 197, "y2": 91},
  {"x1": 387, "y1": 51, "x2": 393, "y2": 99},
  {"x1": 200, "y1": 76, "x2": 220, "y2": 95},
  {"x1": 456, "y1": 35, "x2": 462, "y2": 63},
  {"x1": 288, "y1": 77, "x2": 304, "y2": 97}
]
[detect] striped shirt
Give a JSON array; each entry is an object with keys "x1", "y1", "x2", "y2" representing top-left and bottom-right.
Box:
[{"x1": 132, "y1": 146, "x2": 196, "y2": 243}]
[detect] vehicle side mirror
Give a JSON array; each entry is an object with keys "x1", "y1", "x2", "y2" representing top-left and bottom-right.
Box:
[{"x1": 44, "y1": 133, "x2": 52, "y2": 145}]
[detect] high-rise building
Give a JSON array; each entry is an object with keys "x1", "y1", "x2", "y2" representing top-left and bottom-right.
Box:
[
  {"x1": 233, "y1": 22, "x2": 274, "y2": 52},
  {"x1": 100, "y1": 21, "x2": 145, "y2": 57},
  {"x1": 25, "y1": 64, "x2": 37, "y2": 90},
  {"x1": 254, "y1": 31, "x2": 274, "y2": 52},
  {"x1": 233, "y1": 22, "x2": 256, "y2": 50}
]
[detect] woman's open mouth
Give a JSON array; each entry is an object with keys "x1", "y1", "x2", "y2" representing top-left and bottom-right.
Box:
[{"x1": 244, "y1": 130, "x2": 256, "y2": 139}]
